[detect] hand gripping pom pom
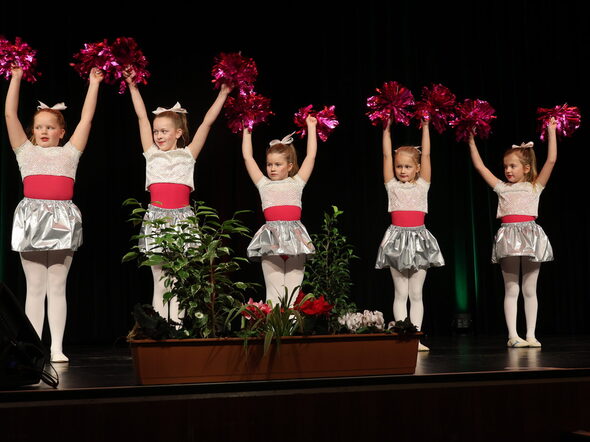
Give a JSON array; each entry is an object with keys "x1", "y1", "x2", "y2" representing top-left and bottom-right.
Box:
[
  {"x1": 414, "y1": 83, "x2": 456, "y2": 133},
  {"x1": 293, "y1": 105, "x2": 339, "y2": 142},
  {"x1": 0, "y1": 36, "x2": 41, "y2": 83},
  {"x1": 536, "y1": 103, "x2": 581, "y2": 141},
  {"x1": 366, "y1": 81, "x2": 415, "y2": 127},
  {"x1": 110, "y1": 37, "x2": 150, "y2": 94},
  {"x1": 450, "y1": 99, "x2": 497, "y2": 142}
]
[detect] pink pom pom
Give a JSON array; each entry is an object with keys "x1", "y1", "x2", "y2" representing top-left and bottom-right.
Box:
[
  {"x1": 71, "y1": 39, "x2": 118, "y2": 83},
  {"x1": 536, "y1": 103, "x2": 581, "y2": 141},
  {"x1": 414, "y1": 83, "x2": 456, "y2": 133},
  {"x1": 293, "y1": 104, "x2": 315, "y2": 137},
  {"x1": 293, "y1": 105, "x2": 339, "y2": 142},
  {"x1": 315, "y1": 105, "x2": 339, "y2": 142},
  {"x1": 366, "y1": 81, "x2": 415, "y2": 127},
  {"x1": 211, "y1": 52, "x2": 258, "y2": 93},
  {"x1": 0, "y1": 36, "x2": 41, "y2": 83},
  {"x1": 110, "y1": 37, "x2": 150, "y2": 94},
  {"x1": 224, "y1": 91, "x2": 273, "y2": 133},
  {"x1": 450, "y1": 99, "x2": 497, "y2": 142}
]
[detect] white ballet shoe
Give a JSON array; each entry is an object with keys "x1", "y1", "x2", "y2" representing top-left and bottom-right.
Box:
[
  {"x1": 507, "y1": 337, "x2": 529, "y2": 348},
  {"x1": 526, "y1": 338, "x2": 542, "y2": 348},
  {"x1": 418, "y1": 342, "x2": 430, "y2": 352},
  {"x1": 50, "y1": 352, "x2": 69, "y2": 363}
]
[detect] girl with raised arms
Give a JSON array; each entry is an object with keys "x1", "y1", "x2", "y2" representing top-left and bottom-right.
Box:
[
  {"x1": 467, "y1": 119, "x2": 557, "y2": 347},
  {"x1": 124, "y1": 69, "x2": 231, "y2": 323},
  {"x1": 241, "y1": 116, "x2": 317, "y2": 305},
  {"x1": 5, "y1": 66, "x2": 103, "y2": 362},
  {"x1": 375, "y1": 119, "x2": 445, "y2": 351}
]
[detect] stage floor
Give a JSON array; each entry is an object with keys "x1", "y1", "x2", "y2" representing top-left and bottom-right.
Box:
[{"x1": 2, "y1": 334, "x2": 589, "y2": 397}]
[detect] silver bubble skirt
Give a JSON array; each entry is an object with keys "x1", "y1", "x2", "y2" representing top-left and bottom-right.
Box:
[
  {"x1": 247, "y1": 220, "x2": 315, "y2": 261},
  {"x1": 375, "y1": 225, "x2": 445, "y2": 271},
  {"x1": 139, "y1": 204, "x2": 195, "y2": 253},
  {"x1": 12, "y1": 197, "x2": 83, "y2": 252},
  {"x1": 492, "y1": 220, "x2": 553, "y2": 263}
]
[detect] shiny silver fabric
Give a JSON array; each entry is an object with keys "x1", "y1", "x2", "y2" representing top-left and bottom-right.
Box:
[
  {"x1": 12, "y1": 197, "x2": 83, "y2": 252},
  {"x1": 139, "y1": 204, "x2": 195, "y2": 253},
  {"x1": 375, "y1": 225, "x2": 445, "y2": 271},
  {"x1": 492, "y1": 221, "x2": 553, "y2": 263},
  {"x1": 247, "y1": 220, "x2": 315, "y2": 261}
]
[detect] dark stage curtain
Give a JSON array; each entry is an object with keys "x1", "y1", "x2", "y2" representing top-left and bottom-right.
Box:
[{"x1": 1, "y1": 2, "x2": 588, "y2": 345}]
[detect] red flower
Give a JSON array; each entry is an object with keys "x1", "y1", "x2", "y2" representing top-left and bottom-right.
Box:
[
  {"x1": 295, "y1": 291, "x2": 334, "y2": 316},
  {"x1": 241, "y1": 298, "x2": 272, "y2": 320}
]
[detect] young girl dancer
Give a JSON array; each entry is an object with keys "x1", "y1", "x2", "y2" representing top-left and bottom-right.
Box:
[
  {"x1": 467, "y1": 119, "x2": 557, "y2": 348},
  {"x1": 124, "y1": 70, "x2": 231, "y2": 323},
  {"x1": 375, "y1": 119, "x2": 444, "y2": 351},
  {"x1": 5, "y1": 66, "x2": 103, "y2": 362},
  {"x1": 242, "y1": 116, "x2": 317, "y2": 305}
]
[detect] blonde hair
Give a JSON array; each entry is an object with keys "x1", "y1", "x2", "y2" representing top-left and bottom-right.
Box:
[
  {"x1": 266, "y1": 143, "x2": 299, "y2": 177},
  {"x1": 154, "y1": 111, "x2": 189, "y2": 148},
  {"x1": 504, "y1": 145, "x2": 538, "y2": 183},
  {"x1": 28, "y1": 109, "x2": 67, "y2": 146},
  {"x1": 394, "y1": 146, "x2": 421, "y2": 180}
]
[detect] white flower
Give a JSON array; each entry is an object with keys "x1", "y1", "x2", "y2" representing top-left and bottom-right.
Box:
[{"x1": 195, "y1": 312, "x2": 205, "y2": 319}]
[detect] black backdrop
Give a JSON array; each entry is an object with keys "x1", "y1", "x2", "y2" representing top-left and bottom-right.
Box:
[{"x1": 1, "y1": 2, "x2": 588, "y2": 345}]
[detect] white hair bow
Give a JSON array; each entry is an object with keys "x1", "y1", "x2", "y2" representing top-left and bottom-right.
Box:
[
  {"x1": 37, "y1": 101, "x2": 67, "y2": 110},
  {"x1": 152, "y1": 102, "x2": 188, "y2": 115},
  {"x1": 512, "y1": 141, "x2": 534, "y2": 149},
  {"x1": 269, "y1": 131, "x2": 296, "y2": 146}
]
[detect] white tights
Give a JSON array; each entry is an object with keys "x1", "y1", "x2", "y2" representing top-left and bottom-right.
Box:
[
  {"x1": 500, "y1": 256, "x2": 541, "y2": 340},
  {"x1": 261, "y1": 255, "x2": 306, "y2": 306},
  {"x1": 20, "y1": 250, "x2": 73, "y2": 359},
  {"x1": 151, "y1": 265, "x2": 180, "y2": 323},
  {"x1": 390, "y1": 268, "x2": 427, "y2": 330}
]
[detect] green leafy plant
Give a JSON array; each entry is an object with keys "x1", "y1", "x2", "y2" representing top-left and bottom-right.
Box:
[
  {"x1": 304, "y1": 206, "x2": 358, "y2": 330},
  {"x1": 123, "y1": 199, "x2": 259, "y2": 339}
]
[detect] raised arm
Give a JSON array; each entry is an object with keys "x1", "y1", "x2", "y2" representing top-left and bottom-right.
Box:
[
  {"x1": 382, "y1": 119, "x2": 394, "y2": 183},
  {"x1": 419, "y1": 120, "x2": 431, "y2": 182},
  {"x1": 186, "y1": 83, "x2": 232, "y2": 159},
  {"x1": 124, "y1": 69, "x2": 153, "y2": 152},
  {"x1": 296, "y1": 116, "x2": 318, "y2": 182},
  {"x1": 69, "y1": 68, "x2": 104, "y2": 152},
  {"x1": 4, "y1": 67, "x2": 28, "y2": 148},
  {"x1": 467, "y1": 133, "x2": 500, "y2": 188},
  {"x1": 536, "y1": 118, "x2": 557, "y2": 187},
  {"x1": 242, "y1": 128, "x2": 264, "y2": 184}
]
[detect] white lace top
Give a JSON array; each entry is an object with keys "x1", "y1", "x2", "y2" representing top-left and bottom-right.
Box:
[
  {"x1": 255, "y1": 174, "x2": 306, "y2": 210},
  {"x1": 494, "y1": 181, "x2": 543, "y2": 218},
  {"x1": 15, "y1": 140, "x2": 81, "y2": 180},
  {"x1": 144, "y1": 145, "x2": 195, "y2": 190},
  {"x1": 385, "y1": 177, "x2": 429, "y2": 213}
]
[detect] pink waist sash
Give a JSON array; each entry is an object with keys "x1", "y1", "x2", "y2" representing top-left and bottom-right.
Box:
[
  {"x1": 148, "y1": 183, "x2": 191, "y2": 209},
  {"x1": 391, "y1": 211, "x2": 425, "y2": 227},
  {"x1": 501, "y1": 215, "x2": 536, "y2": 223},
  {"x1": 23, "y1": 175, "x2": 74, "y2": 200},
  {"x1": 264, "y1": 205, "x2": 302, "y2": 221}
]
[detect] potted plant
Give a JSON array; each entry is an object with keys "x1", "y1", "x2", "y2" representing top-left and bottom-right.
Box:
[{"x1": 123, "y1": 202, "x2": 420, "y2": 385}]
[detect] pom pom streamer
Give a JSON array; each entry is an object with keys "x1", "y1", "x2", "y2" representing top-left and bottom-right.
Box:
[
  {"x1": 450, "y1": 99, "x2": 496, "y2": 142},
  {"x1": 293, "y1": 104, "x2": 339, "y2": 142},
  {"x1": 110, "y1": 37, "x2": 150, "y2": 94},
  {"x1": 366, "y1": 81, "x2": 415, "y2": 127},
  {"x1": 536, "y1": 103, "x2": 581, "y2": 140},
  {"x1": 71, "y1": 37, "x2": 149, "y2": 93},
  {"x1": 0, "y1": 36, "x2": 41, "y2": 83},
  {"x1": 414, "y1": 83, "x2": 456, "y2": 133},
  {"x1": 211, "y1": 52, "x2": 258, "y2": 93},
  {"x1": 71, "y1": 40, "x2": 118, "y2": 82},
  {"x1": 224, "y1": 91, "x2": 273, "y2": 133}
]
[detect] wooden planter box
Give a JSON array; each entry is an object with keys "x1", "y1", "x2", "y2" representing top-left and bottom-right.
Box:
[{"x1": 130, "y1": 333, "x2": 420, "y2": 385}]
